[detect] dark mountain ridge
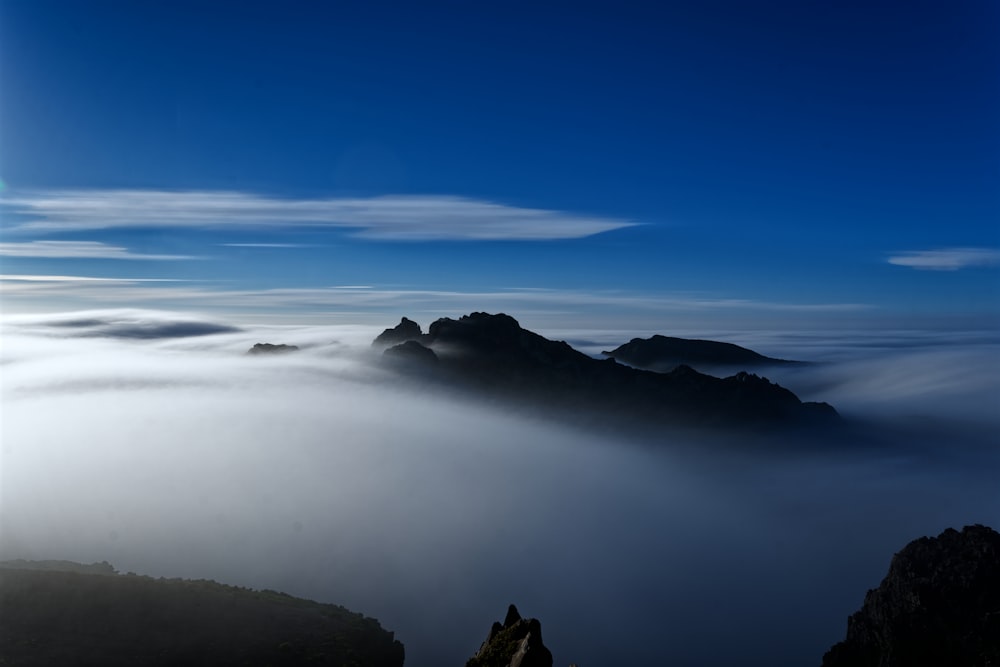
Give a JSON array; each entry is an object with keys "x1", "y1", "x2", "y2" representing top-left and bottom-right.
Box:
[
  {"x1": 603, "y1": 334, "x2": 801, "y2": 372},
  {"x1": 372, "y1": 312, "x2": 837, "y2": 430},
  {"x1": 247, "y1": 342, "x2": 300, "y2": 355},
  {"x1": 0, "y1": 560, "x2": 404, "y2": 667}
]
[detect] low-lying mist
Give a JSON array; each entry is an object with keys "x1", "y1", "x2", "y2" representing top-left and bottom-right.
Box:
[{"x1": 2, "y1": 310, "x2": 998, "y2": 666}]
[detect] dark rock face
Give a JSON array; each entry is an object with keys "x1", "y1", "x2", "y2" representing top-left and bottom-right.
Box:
[
  {"x1": 467, "y1": 604, "x2": 553, "y2": 667},
  {"x1": 375, "y1": 312, "x2": 837, "y2": 430},
  {"x1": 822, "y1": 524, "x2": 1000, "y2": 667},
  {"x1": 247, "y1": 343, "x2": 300, "y2": 355},
  {"x1": 603, "y1": 334, "x2": 798, "y2": 372},
  {"x1": 372, "y1": 317, "x2": 423, "y2": 348}
]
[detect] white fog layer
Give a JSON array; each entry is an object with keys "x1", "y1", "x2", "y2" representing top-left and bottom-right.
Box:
[{"x1": 2, "y1": 311, "x2": 999, "y2": 666}]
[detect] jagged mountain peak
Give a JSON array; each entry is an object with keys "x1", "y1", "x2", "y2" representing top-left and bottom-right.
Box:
[{"x1": 375, "y1": 312, "x2": 837, "y2": 430}]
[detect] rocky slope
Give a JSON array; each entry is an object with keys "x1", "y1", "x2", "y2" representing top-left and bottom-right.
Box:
[
  {"x1": 0, "y1": 561, "x2": 404, "y2": 667},
  {"x1": 373, "y1": 312, "x2": 837, "y2": 430},
  {"x1": 822, "y1": 524, "x2": 1000, "y2": 666}
]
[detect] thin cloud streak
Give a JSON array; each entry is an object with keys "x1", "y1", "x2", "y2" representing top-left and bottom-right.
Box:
[
  {"x1": 2, "y1": 189, "x2": 637, "y2": 241},
  {"x1": 0, "y1": 275, "x2": 870, "y2": 318},
  {"x1": 888, "y1": 247, "x2": 1000, "y2": 271},
  {"x1": 220, "y1": 243, "x2": 313, "y2": 248},
  {"x1": 0, "y1": 240, "x2": 199, "y2": 261},
  {"x1": 0, "y1": 274, "x2": 189, "y2": 283}
]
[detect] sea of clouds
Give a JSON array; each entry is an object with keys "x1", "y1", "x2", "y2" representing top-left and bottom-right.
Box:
[{"x1": 2, "y1": 309, "x2": 998, "y2": 666}]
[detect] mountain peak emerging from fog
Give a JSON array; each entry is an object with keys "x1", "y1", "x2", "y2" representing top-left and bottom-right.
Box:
[
  {"x1": 373, "y1": 312, "x2": 837, "y2": 430},
  {"x1": 247, "y1": 342, "x2": 300, "y2": 355},
  {"x1": 372, "y1": 317, "x2": 423, "y2": 348},
  {"x1": 603, "y1": 334, "x2": 801, "y2": 372}
]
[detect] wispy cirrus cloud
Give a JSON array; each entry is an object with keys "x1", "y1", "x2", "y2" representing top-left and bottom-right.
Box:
[
  {"x1": 219, "y1": 243, "x2": 312, "y2": 248},
  {"x1": 0, "y1": 274, "x2": 870, "y2": 326},
  {"x1": 1, "y1": 189, "x2": 636, "y2": 241},
  {"x1": 0, "y1": 240, "x2": 198, "y2": 260},
  {"x1": 888, "y1": 247, "x2": 1000, "y2": 271},
  {"x1": 0, "y1": 274, "x2": 187, "y2": 283}
]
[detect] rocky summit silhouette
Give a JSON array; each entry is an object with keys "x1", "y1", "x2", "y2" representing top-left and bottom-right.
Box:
[
  {"x1": 466, "y1": 604, "x2": 554, "y2": 667},
  {"x1": 372, "y1": 316, "x2": 422, "y2": 348},
  {"x1": 373, "y1": 312, "x2": 837, "y2": 429},
  {"x1": 603, "y1": 334, "x2": 800, "y2": 372},
  {"x1": 822, "y1": 524, "x2": 1000, "y2": 667},
  {"x1": 247, "y1": 343, "x2": 300, "y2": 355}
]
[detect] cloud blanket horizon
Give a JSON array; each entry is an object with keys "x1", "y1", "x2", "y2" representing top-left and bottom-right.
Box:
[{"x1": 2, "y1": 309, "x2": 998, "y2": 666}]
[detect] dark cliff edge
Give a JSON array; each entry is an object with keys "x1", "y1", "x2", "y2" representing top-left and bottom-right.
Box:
[
  {"x1": 602, "y1": 334, "x2": 803, "y2": 372},
  {"x1": 0, "y1": 560, "x2": 404, "y2": 667},
  {"x1": 822, "y1": 524, "x2": 1000, "y2": 667},
  {"x1": 372, "y1": 312, "x2": 838, "y2": 433}
]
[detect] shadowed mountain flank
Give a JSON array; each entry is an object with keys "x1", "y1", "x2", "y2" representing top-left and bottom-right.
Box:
[
  {"x1": 603, "y1": 334, "x2": 800, "y2": 372},
  {"x1": 374, "y1": 312, "x2": 837, "y2": 430},
  {"x1": 466, "y1": 604, "x2": 554, "y2": 667},
  {"x1": 0, "y1": 560, "x2": 404, "y2": 667},
  {"x1": 822, "y1": 525, "x2": 1000, "y2": 667}
]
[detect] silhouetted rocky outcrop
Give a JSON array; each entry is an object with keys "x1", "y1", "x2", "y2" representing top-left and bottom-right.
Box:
[
  {"x1": 467, "y1": 604, "x2": 553, "y2": 667},
  {"x1": 376, "y1": 312, "x2": 837, "y2": 430},
  {"x1": 603, "y1": 334, "x2": 800, "y2": 372},
  {"x1": 247, "y1": 343, "x2": 300, "y2": 355},
  {"x1": 372, "y1": 317, "x2": 423, "y2": 348},
  {"x1": 822, "y1": 524, "x2": 1000, "y2": 667}
]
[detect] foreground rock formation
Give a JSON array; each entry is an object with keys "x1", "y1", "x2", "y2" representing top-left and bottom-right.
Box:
[
  {"x1": 467, "y1": 604, "x2": 554, "y2": 667},
  {"x1": 822, "y1": 524, "x2": 1000, "y2": 667},
  {"x1": 373, "y1": 312, "x2": 837, "y2": 430},
  {"x1": 0, "y1": 560, "x2": 404, "y2": 667}
]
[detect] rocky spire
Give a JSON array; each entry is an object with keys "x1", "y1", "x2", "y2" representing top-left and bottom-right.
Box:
[{"x1": 466, "y1": 604, "x2": 554, "y2": 667}]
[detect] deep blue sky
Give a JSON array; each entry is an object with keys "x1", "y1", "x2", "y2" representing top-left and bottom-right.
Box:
[{"x1": 1, "y1": 0, "x2": 998, "y2": 328}]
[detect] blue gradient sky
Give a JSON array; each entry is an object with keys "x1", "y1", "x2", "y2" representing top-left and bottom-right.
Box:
[{"x1": 1, "y1": 0, "x2": 998, "y2": 329}]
